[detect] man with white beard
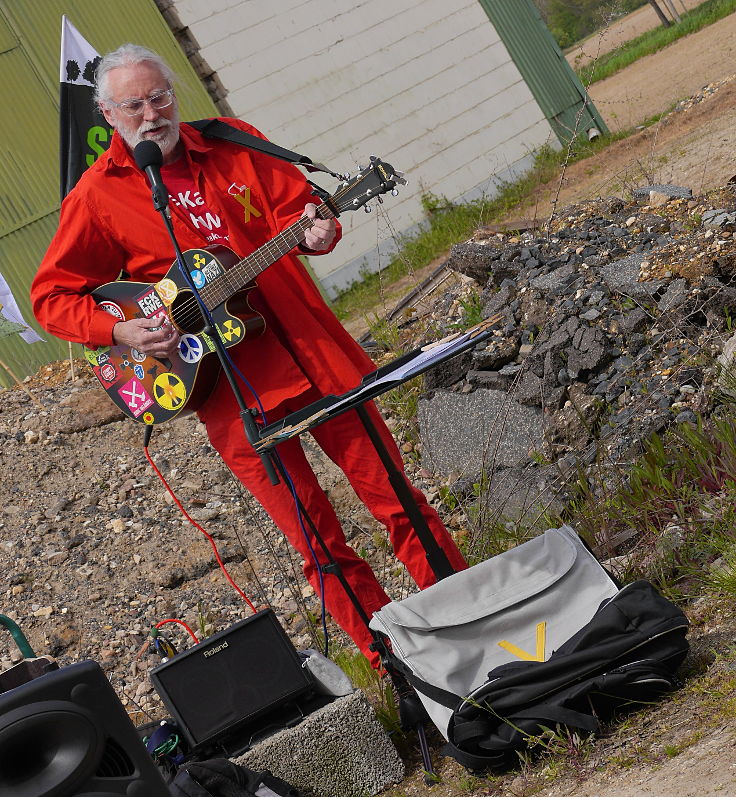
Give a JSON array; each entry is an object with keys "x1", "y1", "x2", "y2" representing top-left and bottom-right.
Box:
[{"x1": 32, "y1": 44, "x2": 468, "y2": 666}]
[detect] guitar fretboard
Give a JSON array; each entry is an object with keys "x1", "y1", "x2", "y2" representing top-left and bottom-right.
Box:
[{"x1": 198, "y1": 202, "x2": 334, "y2": 309}]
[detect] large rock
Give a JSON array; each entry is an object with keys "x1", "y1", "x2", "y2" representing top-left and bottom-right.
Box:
[
  {"x1": 418, "y1": 388, "x2": 544, "y2": 478},
  {"x1": 446, "y1": 242, "x2": 521, "y2": 285},
  {"x1": 599, "y1": 253, "x2": 663, "y2": 300},
  {"x1": 469, "y1": 462, "x2": 566, "y2": 530}
]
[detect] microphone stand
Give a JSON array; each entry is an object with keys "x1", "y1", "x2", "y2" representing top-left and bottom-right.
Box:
[
  {"x1": 142, "y1": 155, "x2": 441, "y2": 781},
  {"x1": 145, "y1": 184, "x2": 279, "y2": 486}
]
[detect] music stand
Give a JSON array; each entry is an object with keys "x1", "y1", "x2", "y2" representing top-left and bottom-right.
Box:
[
  {"x1": 252, "y1": 317, "x2": 495, "y2": 778},
  {"x1": 255, "y1": 317, "x2": 496, "y2": 581}
]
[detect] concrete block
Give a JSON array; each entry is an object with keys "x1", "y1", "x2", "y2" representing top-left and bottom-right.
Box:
[{"x1": 232, "y1": 690, "x2": 404, "y2": 797}]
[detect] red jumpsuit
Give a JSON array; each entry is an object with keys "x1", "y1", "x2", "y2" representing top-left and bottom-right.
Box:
[{"x1": 31, "y1": 119, "x2": 467, "y2": 663}]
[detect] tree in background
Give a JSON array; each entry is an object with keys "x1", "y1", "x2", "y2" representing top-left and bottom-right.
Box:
[{"x1": 534, "y1": 0, "x2": 650, "y2": 48}]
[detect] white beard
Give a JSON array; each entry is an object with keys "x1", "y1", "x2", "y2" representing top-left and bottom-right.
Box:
[{"x1": 117, "y1": 105, "x2": 180, "y2": 160}]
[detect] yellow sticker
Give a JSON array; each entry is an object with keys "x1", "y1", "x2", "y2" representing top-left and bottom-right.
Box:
[
  {"x1": 143, "y1": 412, "x2": 155, "y2": 425},
  {"x1": 155, "y1": 278, "x2": 178, "y2": 306},
  {"x1": 220, "y1": 319, "x2": 242, "y2": 342},
  {"x1": 153, "y1": 373, "x2": 187, "y2": 411}
]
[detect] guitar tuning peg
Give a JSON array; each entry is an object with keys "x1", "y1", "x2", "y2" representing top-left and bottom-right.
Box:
[
  {"x1": 364, "y1": 204, "x2": 372, "y2": 213},
  {"x1": 391, "y1": 188, "x2": 399, "y2": 196}
]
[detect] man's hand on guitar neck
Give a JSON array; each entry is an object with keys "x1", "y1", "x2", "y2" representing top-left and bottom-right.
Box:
[
  {"x1": 112, "y1": 317, "x2": 180, "y2": 358},
  {"x1": 301, "y1": 202, "x2": 336, "y2": 251}
]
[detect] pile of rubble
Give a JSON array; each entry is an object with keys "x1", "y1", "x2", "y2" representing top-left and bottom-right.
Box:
[{"x1": 416, "y1": 185, "x2": 736, "y2": 536}]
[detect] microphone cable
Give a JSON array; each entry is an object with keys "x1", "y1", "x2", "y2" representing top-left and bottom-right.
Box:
[{"x1": 143, "y1": 432, "x2": 257, "y2": 614}]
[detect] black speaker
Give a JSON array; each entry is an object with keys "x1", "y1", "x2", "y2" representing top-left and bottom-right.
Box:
[
  {"x1": 150, "y1": 609, "x2": 313, "y2": 753},
  {"x1": 0, "y1": 659, "x2": 170, "y2": 797}
]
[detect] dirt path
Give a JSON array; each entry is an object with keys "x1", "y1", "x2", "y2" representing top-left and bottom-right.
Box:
[
  {"x1": 543, "y1": 728, "x2": 736, "y2": 797},
  {"x1": 501, "y1": 12, "x2": 736, "y2": 227},
  {"x1": 567, "y1": 0, "x2": 708, "y2": 69},
  {"x1": 588, "y1": 11, "x2": 736, "y2": 133}
]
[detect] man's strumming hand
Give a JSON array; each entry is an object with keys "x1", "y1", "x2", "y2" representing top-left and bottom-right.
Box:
[{"x1": 112, "y1": 317, "x2": 180, "y2": 358}]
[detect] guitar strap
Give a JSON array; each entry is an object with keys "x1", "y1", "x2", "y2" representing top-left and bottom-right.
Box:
[{"x1": 187, "y1": 118, "x2": 343, "y2": 179}]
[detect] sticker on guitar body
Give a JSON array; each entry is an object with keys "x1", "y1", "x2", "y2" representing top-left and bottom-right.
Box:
[
  {"x1": 85, "y1": 346, "x2": 110, "y2": 367},
  {"x1": 94, "y1": 362, "x2": 118, "y2": 386},
  {"x1": 153, "y1": 373, "x2": 187, "y2": 411},
  {"x1": 218, "y1": 319, "x2": 242, "y2": 342},
  {"x1": 135, "y1": 286, "x2": 167, "y2": 324},
  {"x1": 155, "y1": 279, "x2": 178, "y2": 305},
  {"x1": 178, "y1": 334, "x2": 204, "y2": 363},
  {"x1": 118, "y1": 377, "x2": 154, "y2": 417}
]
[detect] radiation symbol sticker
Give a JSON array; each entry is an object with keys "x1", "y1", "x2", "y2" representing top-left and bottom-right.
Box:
[
  {"x1": 153, "y1": 373, "x2": 187, "y2": 411},
  {"x1": 220, "y1": 319, "x2": 242, "y2": 342},
  {"x1": 192, "y1": 253, "x2": 206, "y2": 268},
  {"x1": 155, "y1": 278, "x2": 178, "y2": 306}
]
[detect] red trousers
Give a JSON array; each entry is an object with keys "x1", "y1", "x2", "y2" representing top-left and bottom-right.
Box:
[{"x1": 202, "y1": 385, "x2": 467, "y2": 665}]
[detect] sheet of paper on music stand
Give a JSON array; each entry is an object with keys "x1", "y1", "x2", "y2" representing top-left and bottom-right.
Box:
[
  {"x1": 324, "y1": 329, "x2": 473, "y2": 415},
  {"x1": 255, "y1": 320, "x2": 496, "y2": 450}
]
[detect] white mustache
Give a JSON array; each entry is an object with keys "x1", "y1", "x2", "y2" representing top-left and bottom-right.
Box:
[{"x1": 140, "y1": 118, "x2": 172, "y2": 135}]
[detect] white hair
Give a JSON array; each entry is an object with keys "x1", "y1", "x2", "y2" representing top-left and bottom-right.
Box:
[{"x1": 94, "y1": 44, "x2": 175, "y2": 105}]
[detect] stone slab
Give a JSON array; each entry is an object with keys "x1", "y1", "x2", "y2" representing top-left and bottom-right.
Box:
[{"x1": 232, "y1": 690, "x2": 404, "y2": 797}]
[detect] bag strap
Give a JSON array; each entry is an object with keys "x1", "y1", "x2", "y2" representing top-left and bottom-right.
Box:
[
  {"x1": 385, "y1": 653, "x2": 463, "y2": 710},
  {"x1": 512, "y1": 704, "x2": 599, "y2": 732},
  {"x1": 187, "y1": 119, "x2": 342, "y2": 179}
]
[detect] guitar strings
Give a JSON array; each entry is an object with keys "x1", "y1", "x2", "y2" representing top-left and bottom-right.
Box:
[
  {"x1": 166, "y1": 167, "x2": 382, "y2": 333},
  {"x1": 168, "y1": 213, "x2": 324, "y2": 332}
]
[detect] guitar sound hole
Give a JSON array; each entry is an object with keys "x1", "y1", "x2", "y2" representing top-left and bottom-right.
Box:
[{"x1": 170, "y1": 289, "x2": 207, "y2": 335}]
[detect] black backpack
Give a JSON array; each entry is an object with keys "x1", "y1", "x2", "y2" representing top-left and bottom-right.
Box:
[
  {"x1": 169, "y1": 759, "x2": 302, "y2": 797},
  {"x1": 412, "y1": 580, "x2": 689, "y2": 771}
]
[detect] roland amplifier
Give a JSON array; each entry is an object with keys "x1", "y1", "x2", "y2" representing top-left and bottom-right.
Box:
[{"x1": 150, "y1": 609, "x2": 313, "y2": 753}]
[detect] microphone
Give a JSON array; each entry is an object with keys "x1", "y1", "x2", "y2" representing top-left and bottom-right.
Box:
[{"x1": 134, "y1": 140, "x2": 168, "y2": 212}]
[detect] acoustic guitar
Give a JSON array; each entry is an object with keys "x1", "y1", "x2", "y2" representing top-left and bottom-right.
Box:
[{"x1": 84, "y1": 157, "x2": 404, "y2": 425}]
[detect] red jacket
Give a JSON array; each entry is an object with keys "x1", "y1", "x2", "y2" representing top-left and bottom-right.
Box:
[{"x1": 32, "y1": 119, "x2": 375, "y2": 406}]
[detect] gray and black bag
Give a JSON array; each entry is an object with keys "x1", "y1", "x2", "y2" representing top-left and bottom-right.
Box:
[{"x1": 370, "y1": 526, "x2": 689, "y2": 770}]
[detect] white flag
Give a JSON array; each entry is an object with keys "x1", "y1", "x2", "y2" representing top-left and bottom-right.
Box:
[
  {"x1": 0, "y1": 272, "x2": 44, "y2": 343},
  {"x1": 60, "y1": 16, "x2": 107, "y2": 199}
]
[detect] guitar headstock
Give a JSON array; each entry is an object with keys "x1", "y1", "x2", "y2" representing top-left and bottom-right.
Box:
[{"x1": 330, "y1": 156, "x2": 406, "y2": 215}]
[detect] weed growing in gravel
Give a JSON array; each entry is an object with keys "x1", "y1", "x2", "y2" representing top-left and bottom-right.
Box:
[
  {"x1": 557, "y1": 409, "x2": 736, "y2": 599},
  {"x1": 332, "y1": 648, "x2": 403, "y2": 737}
]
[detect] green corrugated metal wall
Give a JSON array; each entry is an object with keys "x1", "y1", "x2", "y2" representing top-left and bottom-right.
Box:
[
  {"x1": 477, "y1": 0, "x2": 608, "y2": 145},
  {"x1": 0, "y1": 1, "x2": 218, "y2": 387}
]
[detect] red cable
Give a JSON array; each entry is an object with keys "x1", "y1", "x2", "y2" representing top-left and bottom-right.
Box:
[
  {"x1": 144, "y1": 443, "x2": 257, "y2": 613},
  {"x1": 154, "y1": 618, "x2": 200, "y2": 643}
]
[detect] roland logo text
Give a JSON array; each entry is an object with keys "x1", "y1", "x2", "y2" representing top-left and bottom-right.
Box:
[{"x1": 203, "y1": 641, "x2": 229, "y2": 658}]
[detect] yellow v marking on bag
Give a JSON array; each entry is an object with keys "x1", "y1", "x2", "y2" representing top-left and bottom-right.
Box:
[{"x1": 497, "y1": 621, "x2": 546, "y2": 661}]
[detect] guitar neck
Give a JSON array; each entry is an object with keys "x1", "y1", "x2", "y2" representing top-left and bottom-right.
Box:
[{"x1": 199, "y1": 201, "x2": 334, "y2": 309}]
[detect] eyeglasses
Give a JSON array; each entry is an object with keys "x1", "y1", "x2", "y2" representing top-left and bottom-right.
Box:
[{"x1": 107, "y1": 89, "x2": 175, "y2": 118}]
